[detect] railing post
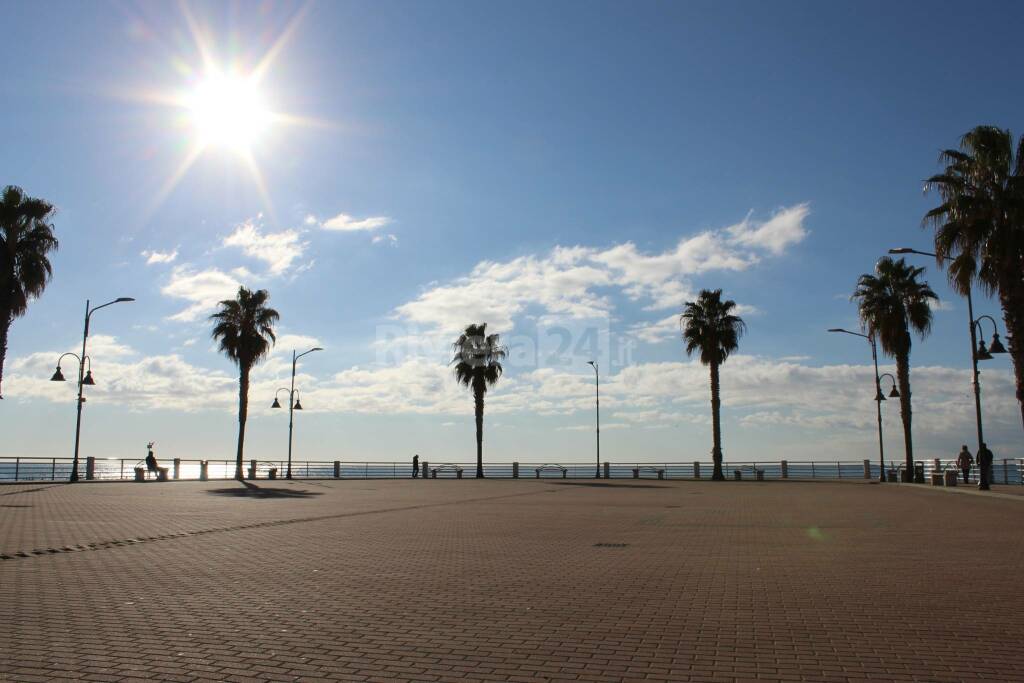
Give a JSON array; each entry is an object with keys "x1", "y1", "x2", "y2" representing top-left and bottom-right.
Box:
[
  {"x1": 693, "y1": 461, "x2": 700, "y2": 479},
  {"x1": 86, "y1": 456, "x2": 95, "y2": 480},
  {"x1": 1004, "y1": 459, "x2": 1009, "y2": 485},
  {"x1": 863, "y1": 459, "x2": 870, "y2": 479},
  {"x1": 781, "y1": 460, "x2": 788, "y2": 478},
  {"x1": 512, "y1": 462, "x2": 519, "y2": 478},
  {"x1": 603, "y1": 461, "x2": 610, "y2": 479},
  {"x1": 14, "y1": 457, "x2": 19, "y2": 481},
  {"x1": 334, "y1": 461, "x2": 340, "y2": 478},
  {"x1": 51, "y1": 458, "x2": 56, "y2": 480},
  {"x1": 199, "y1": 460, "x2": 208, "y2": 481},
  {"x1": 249, "y1": 459, "x2": 257, "y2": 480},
  {"x1": 173, "y1": 458, "x2": 180, "y2": 480},
  {"x1": 120, "y1": 459, "x2": 124, "y2": 480},
  {"x1": 811, "y1": 462, "x2": 815, "y2": 478},
  {"x1": 837, "y1": 461, "x2": 841, "y2": 478}
]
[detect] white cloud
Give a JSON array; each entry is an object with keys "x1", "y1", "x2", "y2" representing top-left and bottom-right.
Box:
[
  {"x1": 395, "y1": 205, "x2": 809, "y2": 335},
  {"x1": 161, "y1": 266, "x2": 241, "y2": 322},
  {"x1": 222, "y1": 219, "x2": 307, "y2": 276},
  {"x1": 372, "y1": 233, "x2": 399, "y2": 246},
  {"x1": 142, "y1": 249, "x2": 178, "y2": 265},
  {"x1": 629, "y1": 315, "x2": 680, "y2": 344},
  {"x1": 320, "y1": 212, "x2": 392, "y2": 232}
]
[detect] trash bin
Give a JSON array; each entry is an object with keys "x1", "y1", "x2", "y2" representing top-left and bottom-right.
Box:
[
  {"x1": 886, "y1": 469, "x2": 897, "y2": 482},
  {"x1": 733, "y1": 470, "x2": 742, "y2": 481},
  {"x1": 944, "y1": 470, "x2": 958, "y2": 487},
  {"x1": 134, "y1": 467, "x2": 145, "y2": 482},
  {"x1": 755, "y1": 469, "x2": 764, "y2": 481},
  {"x1": 913, "y1": 462, "x2": 925, "y2": 484},
  {"x1": 268, "y1": 468, "x2": 277, "y2": 480}
]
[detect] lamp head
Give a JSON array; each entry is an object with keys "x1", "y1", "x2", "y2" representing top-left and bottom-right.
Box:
[
  {"x1": 888, "y1": 385, "x2": 900, "y2": 398},
  {"x1": 976, "y1": 340, "x2": 993, "y2": 361},
  {"x1": 82, "y1": 370, "x2": 96, "y2": 386},
  {"x1": 989, "y1": 333, "x2": 1007, "y2": 354},
  {"x1": 50, "y1": 366, "x2": 66, "y2": 382},
  {"x1": 271, "y1": 397, "x2": 281, "y2": 409},
  {"x1": 875, "y1": 390, "x2": 886, "y2": 402},
  {"x1": 293, "y1": 399, "x2": 303, "y2": 410},
  {"x1": 888, "y1": 248, "x2": 914, "y2": 254},
  {"x1": 115, "y1": 297, "x2": 135, "y2": 303},
  {"x1": 312, "y1": 347, "x2": 324, "y2": 352},
  {"x1": 827, "y1": 328, "x2": 844, "y2": 333}
]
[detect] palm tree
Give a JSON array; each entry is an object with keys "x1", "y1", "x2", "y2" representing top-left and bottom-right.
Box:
[
  {"x1": 680, "y1": 289, "x2": 745, "y2": 481},
  {"x1": 211, "y1": 286, "x2": 279, "y2": 480},
  {"x1": 451, "y1": 323, "x2": 506, "y2": 478},
  {"x1": 0, "y1": 186, "x2": 58, "y2": 399},
  {"x1": 925, "y1": 125, "x2": 1024, "y2": 429},
  {"x1": 852, "y1": 257, "x2": 937, "y2": 478}
]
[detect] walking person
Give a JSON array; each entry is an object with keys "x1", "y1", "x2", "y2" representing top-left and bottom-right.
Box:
[
  {"x1": 976, "y1": 442, "x2": 994, "y2": 491},
  {"x1": 956, "y1": 445, "x2": 973, "y2": 484},
  {"x1": 412, "y1": 454, "x2": 419, "y2": 479}
]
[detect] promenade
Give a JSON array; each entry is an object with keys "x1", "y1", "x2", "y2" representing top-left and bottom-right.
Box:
[{"x1": 1, "y1": 478, "x2": 1021, "y2": 682}]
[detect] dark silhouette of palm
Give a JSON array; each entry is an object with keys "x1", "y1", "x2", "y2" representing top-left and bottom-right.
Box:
[
  {"x1": 680, "y1": 289, "x2": 745, "y2": 481},
  {"x1": 451, "y1": 323, "x2": 505, "y2": 478},
  {"x1": 0, "y1": 186, "x2": 58, "y2": 400},
  {"x1": 925, "y1": 125, "x2": 1024, "y2": 429},
  {"x1": 211, "y1": 287, "x2": 279, "y2": 480},
  {"x1": 852, "y1": 257, "x2": 937, "y2": 477}
]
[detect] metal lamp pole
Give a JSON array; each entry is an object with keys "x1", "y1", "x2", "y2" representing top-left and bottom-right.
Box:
[
  {"x1": 587, "y1": 361, "x2": 600, "y2": 478},
  {"x1": 828, "y1": 328, "x2": 886, "y2": 482},
  {"x1": 57, "y1": 297, "x2": 134, "y2": 482},
  {"x1": 280, "y1": 347, "x2": 322, "y2": 479}
]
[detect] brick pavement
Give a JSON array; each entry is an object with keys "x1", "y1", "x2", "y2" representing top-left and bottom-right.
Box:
[{"x1": 1, "y1": 478, "x2": 1022, "y2": 682}]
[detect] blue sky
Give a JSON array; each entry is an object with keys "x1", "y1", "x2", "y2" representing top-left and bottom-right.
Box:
[{"x1": 2, "y1": 0, "x2": 1021, "y2": 466}]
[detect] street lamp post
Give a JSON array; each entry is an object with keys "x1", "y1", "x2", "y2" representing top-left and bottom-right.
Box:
[
  {"x1": 888, "y1": 248, "x2": 1008, "y2": 490},
  {"x1": 49, "y1": 297, "x2": 134, "y2": 482},
  {"x1": 272, "y1": 347, "x2": 322, "y2": 479},
  {"x1": 587, "y1": 361, "x2": 600, "y2": 478},
  {"x1": 828, "y1": 328, "x2": 887, "y2": 483}
]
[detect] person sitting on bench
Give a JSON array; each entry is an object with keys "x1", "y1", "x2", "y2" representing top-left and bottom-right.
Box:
[{"x1": 145, "y1": 443, "x2": 169, "y2": 481}]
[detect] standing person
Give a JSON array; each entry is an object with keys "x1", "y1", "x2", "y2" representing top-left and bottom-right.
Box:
[
  {"x1": 956, "y1": 445, "x2": 973, "y2": 484},
  {"x1": 976, "y1": 442, "x2": 994, "y2": 491},
  {"x1": 412, "y1": 454, "x2": 419, "y2": 479}
]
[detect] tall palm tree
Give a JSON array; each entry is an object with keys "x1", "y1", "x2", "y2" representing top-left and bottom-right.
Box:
[
  {"x1": 924, "y1": 125, "x2": 1024, "y2": 429},
  {"x1": 852, "y1": 257, "x2": 937, "y2": 478},
  {"x1": 451, "y1": 323, "x2": 506, "y2": 478},
  {"x1": 680, "y1": 289, "x2": 745, "y2": 481},
  {"x1": 211, "y1": 287, "x2": 279, "y2": 480},
  {"x1": 0, "y1": 186, "x2": 58, "y2": 399}
]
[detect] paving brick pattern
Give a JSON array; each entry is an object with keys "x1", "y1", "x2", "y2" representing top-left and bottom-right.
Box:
[{"x1": 1, "y1": 479, "x2": 1022, "y2": 682}]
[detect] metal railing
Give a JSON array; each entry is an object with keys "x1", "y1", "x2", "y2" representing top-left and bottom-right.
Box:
[{"x1": 1, "y1": 456, "x2": 1021, "y2": 484}]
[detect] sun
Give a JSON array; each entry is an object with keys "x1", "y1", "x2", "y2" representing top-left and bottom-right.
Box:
[{"x1": 186, "y1": 71, "x2": 271, "y2": 152}]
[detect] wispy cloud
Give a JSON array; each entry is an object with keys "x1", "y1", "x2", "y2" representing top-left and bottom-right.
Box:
[
  {"x1": 222, "y1": 218, "x2": 308, "y2": 276},
  {"x1": 161, "y1": 266, "x2": 241, "y2": 322},
  {"x1": 318, "y1": 212, "x2": 392, "y2": 232},
  {"x1": 142, "y1": 249, "x2": 178, "y2": 265}
]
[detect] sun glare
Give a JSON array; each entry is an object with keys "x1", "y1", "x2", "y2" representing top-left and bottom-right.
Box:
[{"x1": 187, "y1": 72, "x2": 270, "y2": 151}]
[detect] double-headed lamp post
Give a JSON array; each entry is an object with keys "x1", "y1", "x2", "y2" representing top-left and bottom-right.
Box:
[
  {"x1": 271, "y1": 347, "x2": 322, "y2": 479},
  {"x1": 587, "y1": 360, "x2": 600, "y2": 478},
  {"x1": 49, "y1": 297, "x2": 134, "y2": 482},
  {"x1": 828, "y1": 328, "x2": 887, "y2": 482},
  {"x1": 889, "y1": 248, "x2": 1007, "y2": 489}
]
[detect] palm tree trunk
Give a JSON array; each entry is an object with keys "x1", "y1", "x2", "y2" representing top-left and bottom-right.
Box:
[
  {"x1": 235, "y1": 365, "x2": 250, "y2": 480},
  {"x1": 0, "y1": 308, "x2": 10, "y2": 399},
  {"x1": 895, "y1": 350, "x2": 914, "y2": 478},
  {"x1": 998, "y1": 283, "x2": 1024, "y2": 431},
  {"x1": 474, "y1": 390, "x2": 484, "y2": 478},
  {"x1": 710, "y1": 361, "x2": 724, "y2": 481}
]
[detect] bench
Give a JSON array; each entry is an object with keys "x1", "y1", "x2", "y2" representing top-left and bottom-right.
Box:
[
  {"x1": 633, "y1": 466, "x2": 665, "y2": 480},
  {"x1": 134, "y1": 460, "x2": 169, "y2": 482},
  {"x1": 247, "y1": 462, "x2": 279, "y2": 480},
  {"x1": 431, "y1": 464, "x2": 463, "y2": 479},
  {"x1": 732, "y1": 466, "x2": 764, "y2": 481},
  {"x1": 535, "y1": 464, "x2": 568, "y2": 478}
]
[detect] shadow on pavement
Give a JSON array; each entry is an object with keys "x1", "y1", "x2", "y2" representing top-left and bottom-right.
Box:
[
  {"x1": 205, "y1": 481, "x2": 322, "y2": 498},
  {"x1": 548, "y1": 482, "x2": 670, "y2": 489}
]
